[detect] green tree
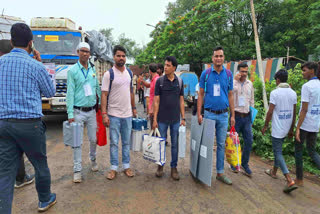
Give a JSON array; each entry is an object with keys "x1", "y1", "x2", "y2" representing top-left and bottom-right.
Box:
[{"x1": 100, "y1": 28, "x2": 114, "y2": 45}]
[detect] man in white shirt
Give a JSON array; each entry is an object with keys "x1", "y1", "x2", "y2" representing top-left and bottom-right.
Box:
[
  {"x1": 262, "y1": 69, "x2": 298, "y2": 193},
  {"x1": 295, "y1": 62, "x2": 320, "y2": 186},
  {"x1": 143, "y1": 71, "x2": 150, "y2": 113}
]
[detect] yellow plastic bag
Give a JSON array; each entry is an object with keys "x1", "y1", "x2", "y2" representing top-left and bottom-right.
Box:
[{"x1": 225, "y1": 126, "x2": 242, "y2": 171}]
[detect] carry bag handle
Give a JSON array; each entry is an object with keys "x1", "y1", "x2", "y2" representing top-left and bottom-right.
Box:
[
  {"x1": 149, "y1": 128, "x2": 161, "y2": 137},
  {"x1": 230, "y1": 126, "x2": 236, "y2": 134}
]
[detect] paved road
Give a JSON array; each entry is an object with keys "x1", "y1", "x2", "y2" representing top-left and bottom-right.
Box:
[{"x1": 12, "y1": 102, "x2": 320, "y2": 214}]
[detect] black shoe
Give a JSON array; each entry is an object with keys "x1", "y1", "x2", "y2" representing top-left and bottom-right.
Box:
[{"x1": 15, "y1": 174, "x2": 35, "y2": 188}]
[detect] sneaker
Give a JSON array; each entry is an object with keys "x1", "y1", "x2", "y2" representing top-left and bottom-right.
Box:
[
  {"x1": 73, "y1": 172, "x2": 82, "y2": 183},
  {"x1": 216, "y1": 175, "x2": 232, "y2": 185},
  {"x1": 91, "y1": 161, "x2": 98, "y2": 172},
  {"x1": 241, "y1": 165, "x2": 252, "y2": 177},
  {"x1": 229, "y1": 165, "x2": 238, "y2": 173},
  {"x1": 15, "y1": 174, "x2": 35, "y2": 188},
  {"x1": 38, "y1": 193, "x2": 57, "y2": 212}
]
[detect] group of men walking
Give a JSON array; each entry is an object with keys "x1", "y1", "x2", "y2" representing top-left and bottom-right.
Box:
[{"x1": 0, "y1": 22, "x2": 320, "y2": 214}]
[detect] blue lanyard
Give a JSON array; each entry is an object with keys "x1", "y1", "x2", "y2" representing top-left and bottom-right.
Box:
[
  {"x1": 77, "y1": 62, "x2": 90, "y2": 79},
  {"x1": 310, "y1": 77, "x2": 318, "y2": 81}
]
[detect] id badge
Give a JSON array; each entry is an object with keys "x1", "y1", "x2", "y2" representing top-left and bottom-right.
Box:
[
  {"x1": 239, "y1": 96, "x2": 245, "y2": 107},
  {"x1": 83, "y1": 83, "x2": 93, "y2": 96},
  {"x1": 213, "y1": 84, "x2": 220, "y2": 96}
]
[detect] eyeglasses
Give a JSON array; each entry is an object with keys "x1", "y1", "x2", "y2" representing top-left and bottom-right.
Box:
[{"x1": 79, "y1": 49, "x2": 90, "y2": 54}]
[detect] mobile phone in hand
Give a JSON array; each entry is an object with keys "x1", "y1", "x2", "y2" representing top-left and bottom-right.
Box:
[{"x1": 31, "y1": 42, "x2": 35, "y2": 55}]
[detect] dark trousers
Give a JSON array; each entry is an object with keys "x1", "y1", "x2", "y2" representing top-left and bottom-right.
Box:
[
  {"x1": 0, "y1": 120, "x2": 52, "y2": 213},
  {"x1": 16, "y1": 156, "x2": 26, "y2": 182},
  {"x1": 138, "y1": 89, "x2": 144, "y2": 102},
  {"x1": 295, "y1": 129, "x2": 320, "y2": 180},
  {"x1": 192, "y1": 99, "x2": 204, "y2": 116},
  {"x1": 234, "y1": 114, "x2": 253, "y2": 168}
]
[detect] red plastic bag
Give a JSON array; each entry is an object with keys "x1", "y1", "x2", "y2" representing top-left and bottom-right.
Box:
[{"x1": 96, "y1": 110, "x2": 107, "y2": 146}]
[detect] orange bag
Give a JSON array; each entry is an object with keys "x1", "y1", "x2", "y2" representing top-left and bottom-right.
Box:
[{"x1": 96, "y1": 110, "x2": 107, "y2": 146}]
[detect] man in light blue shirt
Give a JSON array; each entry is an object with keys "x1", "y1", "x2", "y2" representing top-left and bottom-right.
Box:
[{"x1": 66, "y1": 42, "x2": 101, "y2": 183}]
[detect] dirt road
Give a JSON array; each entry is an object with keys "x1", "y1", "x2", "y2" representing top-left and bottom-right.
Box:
[{"x1": 12, "y1": 105, "x2": 320, "y2": 214}]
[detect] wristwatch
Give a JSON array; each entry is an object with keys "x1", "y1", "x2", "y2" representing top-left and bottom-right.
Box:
[
  {"x1": 182, "y1": 118, "x2": 186, "y2": 121},
  {"x1": 132, "y1": 106, "x2": 137, "y2": 110}
]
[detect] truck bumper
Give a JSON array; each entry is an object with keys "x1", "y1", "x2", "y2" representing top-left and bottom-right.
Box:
[{"x1": 42, "y1": 97, "x2": 67, "y2": 112}]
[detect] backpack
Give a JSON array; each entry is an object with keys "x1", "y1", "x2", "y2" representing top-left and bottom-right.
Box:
[
  {"x1": 204, "y1": 67, "x2": 232, "y2": 93},
  {"x1": 159, "y1": 75, "x2": 183, "y2": 92},
  {"x1": 108, "y1": 67, "x2": 133, "y2": 93}
]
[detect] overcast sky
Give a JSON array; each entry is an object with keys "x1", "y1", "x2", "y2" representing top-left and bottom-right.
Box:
[{"x1": 1, "y1": 0, "x2": 175, "y2": 47}]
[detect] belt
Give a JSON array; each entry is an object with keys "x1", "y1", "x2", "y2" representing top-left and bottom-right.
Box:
[
  {"x1": 204, "y1": 108, "x2": 228, "y2": 114},
  {"x1": 2, "y1": 118, "x2": 41, "y2": 122},
  {"x1": 74, "y1": 105, "x2": 96, "y2": 112},
  {"x1": 235, "y1": 111, "x2": 250, "y2": 118}
]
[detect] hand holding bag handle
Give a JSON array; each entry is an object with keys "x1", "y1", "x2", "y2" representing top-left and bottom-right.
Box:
[
  {"x1": 149, "y1": 128, "x2": 161, "y2": 137},
  {"x1": 230, "y1": 126, "x2": 236, "y2": 134}
]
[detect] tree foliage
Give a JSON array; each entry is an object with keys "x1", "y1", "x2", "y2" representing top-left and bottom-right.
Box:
[
  {"x1": 100, "y1": 28, "x2": 142, "y2": 59},
  {"x1": 136, "y1": 0, "x2": 320, "y2": 72}
]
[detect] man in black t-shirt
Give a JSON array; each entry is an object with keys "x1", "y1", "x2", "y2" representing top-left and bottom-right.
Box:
[{"x1": 152, "y1": 56, "x2": 186, "y2": 180}]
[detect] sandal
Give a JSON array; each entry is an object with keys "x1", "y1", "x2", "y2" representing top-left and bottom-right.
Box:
[
  {"x1": 264, "y1": 169, "x2": 278, "y2": 179},
  {"x1": 106, "y1": 170, "x2": 117, "y2": 180},
  {"x1": 283, "y1": 181, "x2": 298, "y2": 194},
  {"x1": 124, "y1": 168, "x2": 134, "y2": 177}
]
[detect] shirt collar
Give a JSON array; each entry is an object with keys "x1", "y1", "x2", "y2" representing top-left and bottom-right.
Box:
[
  {"x1": 77, "y1": 60, "x2": 92, "y2": 70},
  {"x1": 237, "y1": 79, "x2": 249, "y2": 84},
  {"x1": 212, "y1": 65, "x2": 226, "y2": 74},
  {"x1": 164, "y1": 73, "x2": 178, "y2": 81},
  {"x1": 152, "y1": 73, "x2": 159, "y2": 81},
  {"x1": 11, "y1": 48, "x2": 29, "y2": 55}
]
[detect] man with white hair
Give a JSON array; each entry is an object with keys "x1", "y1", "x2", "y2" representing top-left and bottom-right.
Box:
[{"x1": 66, "y1": 42, "x2": 101, "y2": 183}]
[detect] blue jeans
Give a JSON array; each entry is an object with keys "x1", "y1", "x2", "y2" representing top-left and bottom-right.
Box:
[
  {"x1": 234, "y1": 115, "x2": 253, "y2": 168},
  {"x1": 0, "y1": 120, "x2": 52, "y2": 214},
  {"x1": 158, "y1": 121, "x2": 180, "y2": 168},
  {"x1": 204, "y1": 111, "x2": 228, "y2": 174},
  {"x1": 272, "y1": 137, "x2": 289, "y2": 175},
  {"x1": 109, "y1": 115, "x2": 132, "y2": 171}
]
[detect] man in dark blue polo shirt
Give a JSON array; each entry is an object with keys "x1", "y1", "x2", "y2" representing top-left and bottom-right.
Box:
[
  {"x1": 153, "y1": 56, "x2": 186, "y2": 180},
  {"x1": 197, "y1": 46, "x2": 235, "y2": 185}
]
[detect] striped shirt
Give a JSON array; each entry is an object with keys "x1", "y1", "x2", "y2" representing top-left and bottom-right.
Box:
[{"x1": 0, "y1": 48, "x2": 55, "y2": 119}]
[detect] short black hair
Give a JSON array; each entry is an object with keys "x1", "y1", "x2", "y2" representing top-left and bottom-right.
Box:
[
  {"x1": 213, "y1": 46, "x2": 223, "y2": 54},
  {"x1": 238, "y1": 62, "x2": 248, "y2": 71},
  {"x1": 165, "y1": 56, "x2": 178, "y2": 68},
  {"x1": 157, "y1": 63, "x2": 164, "y2": 72},
  {"x1": 274, "y1": 69, "x2": 288, "y2": 83},
  {"x1": 301, "y1": 62, "x2": 318, "y2": 75},
  {"x1": 112, "y1": 45, "x2": 126, "y2": 56},
  {"x1": 10, "y1": 23, "x2": 33, "y2": 47},
  {"x1": 149, "y1": 63, "x2": 157, "y2": 73}
]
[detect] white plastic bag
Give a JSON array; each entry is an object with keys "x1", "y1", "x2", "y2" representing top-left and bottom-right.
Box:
[
  {"x1": 178, "y1": 126, "x2": 186, "y2": 158},
  {"x1": 142, "y1": 128, "x2": 166, "y2": 166},
  {"x1": 63, "y1": 121, "x2": 84, "y2": 148}
]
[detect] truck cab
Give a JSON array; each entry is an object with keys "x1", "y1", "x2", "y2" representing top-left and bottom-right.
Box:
[{"x1": 31, "y1": 17, "x2": 83, "y2": 113}]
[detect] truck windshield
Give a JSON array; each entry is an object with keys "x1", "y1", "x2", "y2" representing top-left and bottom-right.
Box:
[{"x1": 32, "y1": 31, "x2": 81, "y2": 55}]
